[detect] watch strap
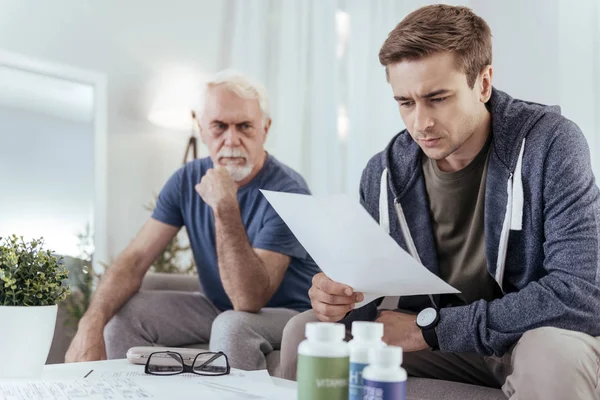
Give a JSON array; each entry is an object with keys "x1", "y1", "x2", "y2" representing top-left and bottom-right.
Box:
[{"x1": 422, "y1": 326, "x2": 439, "y2": 350}]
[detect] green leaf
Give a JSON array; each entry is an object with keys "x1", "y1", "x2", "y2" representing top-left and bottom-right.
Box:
[{"x1": 0, "y1": 236, "x2": 71, "y2": 306}]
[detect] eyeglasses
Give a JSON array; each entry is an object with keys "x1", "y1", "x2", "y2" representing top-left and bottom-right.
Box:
[{"x1": 144, "y1": 351, "x2": 230, "y2": 376}]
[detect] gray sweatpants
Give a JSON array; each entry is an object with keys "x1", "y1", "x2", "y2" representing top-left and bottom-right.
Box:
[
  {"x1": 280, "y1": 310, "x2": 600, "y2": 400},
  {"x1": 104, "y1": 290, "x2": 298, "y2": 371}
]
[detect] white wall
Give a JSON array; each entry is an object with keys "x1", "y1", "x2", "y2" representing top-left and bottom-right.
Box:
[
  {"x1": 0, "y1": 106, "x2": 94, "y2": 256},
  {"x1": 473, "y1": 0, "x2": 600, "y2": 174},
  {"x1": 472, "y1": 0, "x2": 560, "y2": 105},
  {"x1": 0, "y1": 0, "x2": 225, "y2": 261}
]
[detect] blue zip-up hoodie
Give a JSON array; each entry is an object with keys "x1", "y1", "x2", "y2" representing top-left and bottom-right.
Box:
[{"x1": 346, "y1": 88, "x2": 600, "y2": 356}]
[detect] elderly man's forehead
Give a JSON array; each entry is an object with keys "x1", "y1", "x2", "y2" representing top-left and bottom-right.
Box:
[{"x1": 202, "y1": 86, "x2": 261, "y2": 121}]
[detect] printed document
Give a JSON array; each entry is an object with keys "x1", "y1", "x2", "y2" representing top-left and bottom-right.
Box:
[{"x1": 261, "y1": 190, "x2": 459, "y2": 306}]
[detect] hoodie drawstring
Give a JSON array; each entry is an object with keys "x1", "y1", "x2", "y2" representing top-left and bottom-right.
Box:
[{"x1": 379, "y1": 168, "x2": 390, "y2": 234}]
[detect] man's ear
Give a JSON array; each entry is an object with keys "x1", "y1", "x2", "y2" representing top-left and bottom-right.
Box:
[
  {"x1": 197, "y1": 118, "x2": 207, "y2": 145},
  {"x1": 263, "y1": 117, "x2": 272, "y2": 143},
  {"x1": 479, "y1": 65, "x2": 493, "y2": 103}
]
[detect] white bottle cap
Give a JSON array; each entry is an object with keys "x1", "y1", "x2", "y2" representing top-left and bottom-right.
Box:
[
  {"x1": 369, "y1": 346, "x2": 403, "y2": 367},
  {"x1": 305, "y1": 322, "x2": 346, "y2": 342},
  {"x1": 351, "y1": 321, "x2": 384, "y2": 340}
]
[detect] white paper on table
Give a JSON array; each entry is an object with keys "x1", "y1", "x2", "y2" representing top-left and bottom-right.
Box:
[
  {"x1": 0, "y1": 378, "x2": 154, "y2": 400},
  {"x1": 194, "y1": 379, "x2": 294, "y2": 400},
  {"x1": 89, "y1": 366, "x2": 278, "y2": 398},
  {"x1": 93, "y1": 367, "x2": 273, "y2": 387},
  {"x1": 261, "y1": 190, "x2": 459, "y2": 307},
  {"x1": 0, "y1": 372, "x2": 290, "y2": 400}
]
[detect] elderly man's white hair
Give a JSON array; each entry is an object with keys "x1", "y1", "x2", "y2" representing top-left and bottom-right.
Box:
[{"x1": 204, "y1": 69, "x2": 270, "y2": 121}]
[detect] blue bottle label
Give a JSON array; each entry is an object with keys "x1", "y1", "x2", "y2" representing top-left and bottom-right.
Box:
[
  {"x1": 362, "y1": 378, "x2": 406, "y2": 400},
  {"x1": 348, "y1": 362, "x2": 368, "y2": 400}
]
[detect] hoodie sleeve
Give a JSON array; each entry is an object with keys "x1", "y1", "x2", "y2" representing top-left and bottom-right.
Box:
[{"x1": 437, "y1": 119, "x2": 600, "y2": 356}]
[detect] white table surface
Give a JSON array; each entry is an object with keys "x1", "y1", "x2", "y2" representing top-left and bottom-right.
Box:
[{"x1": 42, "y1": 358, "x2": 297, "y2": 389}]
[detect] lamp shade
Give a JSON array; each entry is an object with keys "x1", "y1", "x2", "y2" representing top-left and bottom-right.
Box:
[{"x1": 147, "y1": 66, "x2": 206, "y2": 131}]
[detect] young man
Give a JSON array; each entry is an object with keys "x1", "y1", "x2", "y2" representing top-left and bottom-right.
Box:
[
  {"x1": 280, "y1": 5, "x2": 600, "y2": 399},
  {"x1": 66, "y1": 69, "x2": 320, "y2": 371}
]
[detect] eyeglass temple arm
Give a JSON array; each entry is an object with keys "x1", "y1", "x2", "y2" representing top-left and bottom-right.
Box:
[
  {"x1": 166, "y1": 352, "x2": 183, "y2": 362},
  {"x1": 195, "y1": 352, "x2": 225, "y2": 369}
]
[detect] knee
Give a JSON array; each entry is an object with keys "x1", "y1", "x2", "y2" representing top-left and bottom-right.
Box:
[
  {"x1": 514, "y1": 327, "x2": 590, "y2": 370},
  {"x1": 210, "y1": 310, "x2": 253, "y2": 344},
  {"x1": 508, "y1": 327, "x2": 599, "y2": 397},
  {"x1": 279, "y1": 310, "x2": 319, "y2": 380},
  {"x1": 282, "y1": 309, "x2": 318, "y2": 350}
]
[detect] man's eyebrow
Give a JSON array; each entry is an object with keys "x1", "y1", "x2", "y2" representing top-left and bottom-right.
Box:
[
  {"x1": 394, "y1": 89, "x2": 451, "y2": 102},
  {"x1": 421, "y1": 89, "x2": 451, "y2": 98}
]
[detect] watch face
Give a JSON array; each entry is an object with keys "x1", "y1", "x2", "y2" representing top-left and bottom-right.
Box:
[{"x1": 417, "y1": 307, "x2": 437, "y2": 328}]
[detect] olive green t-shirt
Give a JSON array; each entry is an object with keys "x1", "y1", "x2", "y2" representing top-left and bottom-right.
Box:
[{"x1": 422, "y1": 136, "x2": 502, "y2": 306}]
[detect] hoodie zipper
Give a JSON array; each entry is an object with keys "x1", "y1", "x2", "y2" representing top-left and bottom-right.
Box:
[{"x1": 494, "y1": 172, "x2": 513, "y2": 294}]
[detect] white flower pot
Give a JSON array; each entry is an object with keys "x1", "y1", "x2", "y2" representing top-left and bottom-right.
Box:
[{"x1": 0, "y1": 305, "x2": 57, "y2": 379}]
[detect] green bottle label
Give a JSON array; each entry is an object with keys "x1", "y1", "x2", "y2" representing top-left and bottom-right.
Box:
[{"x1": 297, "y1": 354, "x2": 349, "y2": 400}]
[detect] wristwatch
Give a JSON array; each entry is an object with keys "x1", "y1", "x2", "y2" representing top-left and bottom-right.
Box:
[{"x1": 416, "y1": 307, "x2": 440, "y2": 350}]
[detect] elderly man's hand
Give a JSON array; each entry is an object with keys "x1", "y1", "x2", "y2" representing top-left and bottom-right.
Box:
[
  {"x1": 196, "y1": 166, "x2": 238, "y2": 213},
  {"x1": 65, "y1": 327, "x2": 107, "y2": 363}
]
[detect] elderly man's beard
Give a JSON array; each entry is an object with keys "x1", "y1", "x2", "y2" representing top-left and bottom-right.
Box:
[{"x1": 216, "y1": 147, "x2": 254, "y2": 182}]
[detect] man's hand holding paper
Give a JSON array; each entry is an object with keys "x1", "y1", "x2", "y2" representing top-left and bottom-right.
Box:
[{"x1": 309, "y1": 272, "x2": 364, "y2": 322}]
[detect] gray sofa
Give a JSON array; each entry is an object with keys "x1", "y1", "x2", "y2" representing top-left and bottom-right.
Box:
[{"x1": 47, "y1": 272, "x2": 506, "y2": 399}]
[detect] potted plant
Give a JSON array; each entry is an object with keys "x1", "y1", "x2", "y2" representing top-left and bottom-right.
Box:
[{"x1": 0, "y1": 235, "x2": 70, "y2": 379}]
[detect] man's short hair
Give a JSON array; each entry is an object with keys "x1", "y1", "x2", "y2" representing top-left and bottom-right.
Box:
[
  {"x1": 379, "y1": 5, "x2": 492, "y2": 88},
  {"x1": 205, "y1": 69, "x2": 270, "y2": 121}
]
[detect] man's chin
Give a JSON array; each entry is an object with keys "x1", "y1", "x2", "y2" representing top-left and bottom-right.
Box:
[
  {"x1": 224, "y1": 165, "x2": 254, "y2": 182},
  {"x1": 219, "y1": 159, "x2": 247, "y2": 167},
  {"x1": 421, "y1": 147, "x2": 449, "y2": 161}
]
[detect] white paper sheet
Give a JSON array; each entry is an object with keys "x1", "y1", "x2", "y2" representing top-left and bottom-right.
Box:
[
  {"x1": 0, "y1": 378, "x2": 153, "y2": 400},
  {"x1": 261, "y1": 190, "x2": 459, "y2": 306},
  {"x1": 91, "y1": 368, "x2": 273, "y2": 387},
  {"x1": 0, "y1": 370, "x2": 290, "y2": 400},
  {"x1": 194, "y1": 380, "x2": 294, "y2": 400}
]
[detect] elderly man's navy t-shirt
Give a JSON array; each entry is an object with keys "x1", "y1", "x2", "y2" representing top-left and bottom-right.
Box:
[{"x1": 152, "y1": 154, "x2": 320, "y2": 311}]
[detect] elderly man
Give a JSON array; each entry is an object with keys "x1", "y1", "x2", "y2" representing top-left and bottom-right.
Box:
[{"x1": 66, "y1": 69, "x2": 320, "y2": 371}]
